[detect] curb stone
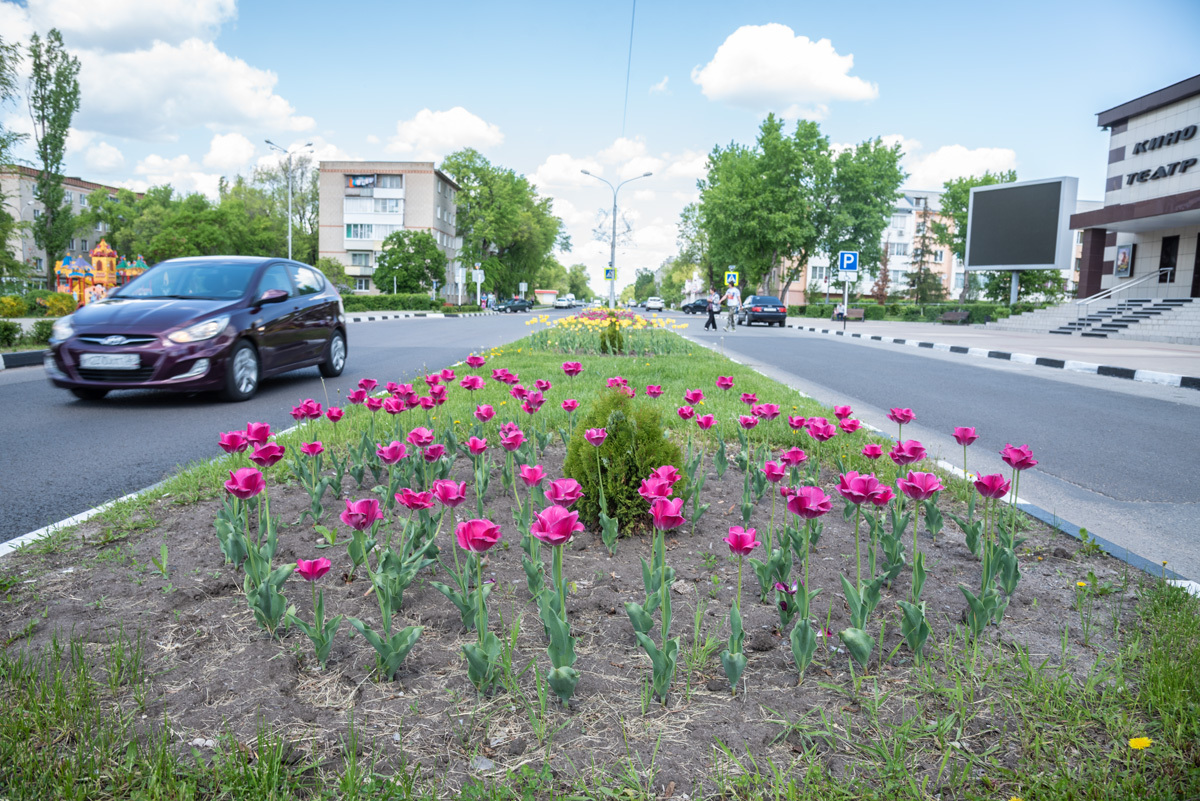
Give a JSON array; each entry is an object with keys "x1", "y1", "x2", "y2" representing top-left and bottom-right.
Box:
[{"x1": 785, "y1": 323, "x2": 1200, "y2": 391}]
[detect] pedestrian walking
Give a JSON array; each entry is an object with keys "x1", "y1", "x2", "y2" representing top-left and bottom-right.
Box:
[
  {"x1": 721, "y1": 282, "x2": 741, "y2": 331},
  {"x1": 703, "y1": 286, "x2": 720, "y2": 330}
]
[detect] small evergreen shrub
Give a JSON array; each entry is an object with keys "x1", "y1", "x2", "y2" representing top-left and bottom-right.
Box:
[
  {"x1": 598, "y1": 312, "x2": 624, "y2": 354},
  {"x1": 0, "y1": 321, "x2": 19, "y2": 347},
  {"x1": 30, "y1": 319, "x2": 54, "y2": 344},
  {"x1": 563, "y1": 387, "x2": 682, "y2": 533},
  {"x1": 863, "y1": 305, "x2": 886, "y2": 321}
]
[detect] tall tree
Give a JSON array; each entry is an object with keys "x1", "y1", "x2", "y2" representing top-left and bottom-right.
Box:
[
  {"x1": 252, "y1": 155, "x2": 317, "y2": 263},
  {"x1": 0, "y1": 35, "x2": 28, "y2": 279},
  {"x1": 373, "y1": 230, "x2": 447, "y2": 294},
  {"x1": 675, "y1": 202, "x2": 712, "y2": 286},
  {"x1": 822, "y1": 138, "x2": 906, "y2": 294},
  {"x1": 906, "y1": 199, "x2": 946, "y2": 304},
  {"x1": 566, "y1": 263, "x2": 593, "y2": 300},
  {"x1": 632, "y1": 268, "x2": 656, "y2": 302},
  {"x1": 27, "y1": 29, "x2": 80, "y2": 282}
]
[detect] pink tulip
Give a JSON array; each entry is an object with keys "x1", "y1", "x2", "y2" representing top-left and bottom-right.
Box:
[
  {"x1": 250, "y1": 443, "x2": 286, "y2": 467},
  {"x1": 358, "y1": 378, "x2": 378, "y2": 392},
  {"x1": 301, "y1": 441, "x2": 324, "y2": 457},
  {"x1": 716, "y1": 376, "x2": 734, "y2": 390},
  {"x1": 779, "y1": 446, "x2": 807, "y2": 466},
  {"x1": 290, "y1": 403, "x2": 309, "y2": 422},
  {"x1": 896, "y1": 471, "x2": 944, "y2": 501},
  {"x1": 518, "y1": 464, "x2": 546, "y2": 487},
  {"x1": 391, "y1": 382, "x2": 414, "y2": 399},
  {"x1": 417, "y1": 396, "x2": 435, "y2": 410},
  {"x1": 461, "y1": 375, "x2": 485, "y2": 391},
  {"x1": 466, "y1": 355, "x2": 486, "y2": 369},
  {"x1": 535, "y1": 378, "x2": 552, "y2": 392},
  {"x1": 740, "y1": 392, "x2": 757, "y2": 406},
  {"x1": 491, "y1": 368, "x2": 510, "y2": 383},
  {"x1": 888, "y1": 439, "x2": 927, "y2": 466},
  {"x1": 684, "y1": 389, "x2": 704, "y2": 404},
  {"x1": 953, "y1": 426, "x2": 978, "y2": 447},
  {"x1": 395, "y1": 488, "x2": 434, "y2": 511},
  {"x1": 346, "y1": 389, "x2": 368, "y2": 405},
  {"x1": 1000, "y1": 444, "x2": 1037, "y2": 471},
  {"x1": 474, "y1": 404, "x2": 495, "y2": 423},
  {"x1": 738, "y1": 415, "x2": 758, "y2": 430},
  {"x1": 834, "y1": 405, "x2": 853, "y2": 420},
  {"x1": 677, "y1": 405, "x2": 696, "y2": 421},
  {"x1": 870, "y1": 486, "x2": 896, "y2": 507},
  {"x1": 296, "y1": 557, "x2": 332, "y2": 582},
  {"x1": 762, "y1": 460, "x2": 786, "y2": 483},
  {"x1": 303, "y1": 399, "x2": 322, "y2": 419},
  {"x1": 887, "y1": 407, "x2": 915, "y2": 425},
  {"x1": 806, "y1": 420, "x2": 836, "y2": 442},
  {"x1": 224, "y1": 467, "x2": 265, "y2": 499},
  {"x1": 500, "y1": 429, "x2": 525, "y2": 451},
  {"x1": 786, "y1": 486, "x2": 832, "y2": 519},
  {"x1": 862, "y1": 444, "x2": 883, "y2": 460},
  {"x1": 724, "y1": 525, "x2": 761, "y2": 556},
  {"x1": 544, "y1": 478, "x2": 584, "y2": 507},
  {"x1": 424, "y1": 374, "x2": 441, "y2": 387},
  {"x1": 839, "y1": 418, "x2": 862, "y2": 434},
  {"x1": 638, "y1": 476, "x2": 675, "y2": 503},
  {"x1": 500, "y1": 421, "x2": 520, "y2": 436},
  {"x1": 406, "y1": 427, "x2": 435, "y2": 448},
  {"x1": 606, "y1": 376, "x2": 628, "y2": 388},
  {"x1": 245, "y1": 422, "x2": 271, "y2": 446},
  {"x1": 341, "y1": 498, "x2": 383, "y2": 531},
  {"x1": 326, "y1": 406, "x2": 344, "y2": 423},
  {"x1": 510, "y1": 384, "x2": 528, "y2": 401},
  {"x1": 650, "y1": 465, "x2": 682, "y2": 487},
  {"x1": 787, "y1": 415, "x2": 807, "y2": 431},
  {"x1": 366, "y1": 397, "x2": 384, "y2": 412},
  {"x1": 562, "y1": 399, "x2": 579, "y2": 413},
  {"x1": 837, "y1": 471, "x2": 884, "y2": 505},
  {"x1": 645, "y1": 385, "x2": 663, "y2": 398},
  {"x1": 467, "y1": 436, "x2": 488, "y2": 455},
  {"x1": 440, "y1": 368, "x2": 456, "y2": 383},
  {"x1": 585, "y1": 428, "x2": 607, "y2": 447},
  {"x1": 423, "y1": 444, "x2": 446, "y2": 462},
  {"x1": 974, "y1": 473, "x2": 1011, "y2": 499},
  {"x1": 649, "y1": 497, "x2": 687, "y2": 531},
  {"x1": 376, "y1": 441, "x2": 408, "y2": 464},
  {"x1": 383, "y1": 396, "x2": 405, "y2": 415},
  {"x1": 455, "y1": 519, "x2": 502, "y2": 553},
  {"x1": 562, "y1": 362, "x2": 583, "y2": 377},
  {"x1": 219, "y1": 430, "x2": 248, "y2": 453},
  {"x1": 753, "y1": 403, "x2": 781, "y2": 420},
  {"x1": 431, "y1": 479, "x2": 467, "y2": 508},
  {"x1": 697, "y1": 414, "x2": 715, "y2": 430},
  {"x1": 531, "y1": 505, "x2": 585, "y2": 547}
]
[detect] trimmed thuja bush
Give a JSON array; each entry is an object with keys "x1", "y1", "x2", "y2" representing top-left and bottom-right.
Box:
[{"x1": 563, "y1": 385, "x2": 682, "y2": 532}]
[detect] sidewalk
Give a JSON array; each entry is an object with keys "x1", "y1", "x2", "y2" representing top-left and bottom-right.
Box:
[{"x1": 786, "y1": 317, "x2": 1200, "y2": 389}]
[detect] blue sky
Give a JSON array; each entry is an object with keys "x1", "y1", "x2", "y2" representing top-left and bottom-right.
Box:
[{"x1": 3, "y1": 0, "x2": 1198, "y2": 289}]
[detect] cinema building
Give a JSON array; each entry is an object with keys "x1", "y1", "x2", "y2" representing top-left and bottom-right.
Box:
[{"x1": 1071, "y1": 75, "x2": 1200, "y2": 303}]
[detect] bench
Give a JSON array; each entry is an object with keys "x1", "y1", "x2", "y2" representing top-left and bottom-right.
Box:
[
  {"x1": 832, "y1": 309, "x2": 866, "y2": 321},
  {"x1": 939, "y1": 311, "x2": 970, "y2": 325}
]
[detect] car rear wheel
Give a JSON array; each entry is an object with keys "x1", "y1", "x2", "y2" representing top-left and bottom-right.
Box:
[
  {"x1": 70, "y1": 387, "x2": 109, "y2": 401},
  {"x1": 222, "y1": 341, "x2": 259, "y2": 402},
  {"x1": 319, "y1": 331, "x2": 347, "y2": 378}
]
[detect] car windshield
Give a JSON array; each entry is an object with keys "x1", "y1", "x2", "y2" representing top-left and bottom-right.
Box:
[
  {"x1": 115, "y1": 261, "x2": 259, "y2": 300},
  {"x1": 751, "y1": 296, "x2": 782, "y2": 305}
]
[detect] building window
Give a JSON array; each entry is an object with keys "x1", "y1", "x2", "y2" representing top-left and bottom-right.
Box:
[
  {"x1": 80, "y1": 195, "x2": 89, "y2": 208},
  {"x1": 33, "y1": 257, "x2": 43, "y2": 270},
  {"x1": 1075, "y1": 257, "x2": 1082, "y2": 272},
  {"x1": 934, "y1": 250, "x2": 945, "y2": 262},
  {"x1": 1076, "y1": 230, "x2": 1083, "y2": 244},
  {"x1": 32, "y1": 208, "x2": 42, "y2": 219},
  {"x1": 913, "y1": 197, "x2": 925, "y2": 207},
  {"x1": 915, "y1": 222, "x2": 926, "y2": 235},
  {"x1": 350, "y1": 252, "x2": 371, "y2": 267},
  {"x1": 81, "y1": 239, "x2": 88, "y2": 251},
  {"x1": 954, "y1": 272, "x2": 965, "y2": 289},
  {"x1": 378, "y1": 174, "x2": 402, "y2": 189},
  {"x1": 890, "y1": 214, "x2": 906, "y2": 229},
  {"x1": 436, "y1": 206, "x2": 442, "y2": 221},
  {"x1": 64, "y1": 191, "x2": 73, "y2": 204},
  {"x1": 355, "y1": 277, "x2": 372, "y2": 292},
  {"x1": 887, "y1": 242, "x2": 909, "y2": 256},
  {"x1": 69, "y1": 239, "x2": 76, "y2": 251},
  {"x1": 375, "y1": 198, "x2": 402, "y2": 214},
  {"x1": 346, "y1": 223, "x2": 374, "y2": 240},
  {"x1": 437, "y1": 180, "x2": 443, "y2": 194},
  {"x1": 347, "y1": 175, "x2": 375, "y2": 188},
  {"x1": 1159, "y1": 235, "x2": 1179, "y2": 283}
]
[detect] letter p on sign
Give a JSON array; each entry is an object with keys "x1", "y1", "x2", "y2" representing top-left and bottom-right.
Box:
[{"x1": 838, "y1": 251, "x2": 859, "y2": 274}]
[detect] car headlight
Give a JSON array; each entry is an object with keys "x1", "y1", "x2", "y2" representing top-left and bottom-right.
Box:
[
  {"x1": 167, "y1": 315, "x2": 230, "y2": 344},
  {"x1": 51, "y1": 316, "x2": 75, "y2": 340}
]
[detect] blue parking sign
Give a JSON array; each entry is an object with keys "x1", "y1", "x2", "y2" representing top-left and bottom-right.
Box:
[{"x1": 837, "y1": 251, "x2": 859, "y2": 274}]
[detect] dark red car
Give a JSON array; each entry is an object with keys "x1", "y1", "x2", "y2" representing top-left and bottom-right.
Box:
[{"x1": 46, "y1": 256, "x2": 347, "y2": 402}]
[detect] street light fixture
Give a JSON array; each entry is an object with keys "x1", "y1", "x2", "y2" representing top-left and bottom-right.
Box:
[
  {"x1": 265, "y1": 139, "x2": 314, "y2": 260},
  {"x1": 581, "y1": 169, "x2": 652, "y2": 309}
]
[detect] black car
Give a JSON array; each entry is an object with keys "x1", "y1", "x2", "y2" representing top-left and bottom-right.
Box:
[
  {"x1": 46, "y1": 256, "x2": 347, "y2": 402},
  {"x1": 736, "y1": 295, "x2": 787, "y2": 327},
  {"x1": 495, "y1": 298, "x2": 533, "y2": 313},
  {"x1": 680, "y1": 298, "x2": 709, "y2": 314}
]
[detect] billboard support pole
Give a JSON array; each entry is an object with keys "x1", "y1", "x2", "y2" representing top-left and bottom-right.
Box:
[{"x1": 1009, "y1": 271, "x2": 1019, "y2": 306}]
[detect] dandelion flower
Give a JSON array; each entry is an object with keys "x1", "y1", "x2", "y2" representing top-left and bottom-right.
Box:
[
  {"x1": 1129, "y1": 736, "x2": 1152, "y2": 750},
  {"x1": 1077, "y1": 581, "x2": 1088, "y2": 588}
]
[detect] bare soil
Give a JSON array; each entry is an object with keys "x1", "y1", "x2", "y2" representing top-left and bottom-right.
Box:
[{"x1": 0, "y1": 442, "x2": 1138, "y2": 797}]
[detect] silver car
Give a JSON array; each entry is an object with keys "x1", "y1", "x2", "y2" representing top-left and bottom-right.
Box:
[{"x1": 645, "y1": 296, "x2": 665, "y2": 311}]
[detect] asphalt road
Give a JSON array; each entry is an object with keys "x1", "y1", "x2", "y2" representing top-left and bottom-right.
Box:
[
  {"x1": 670, "y1": 311, "x2": 1200, "y2": 581},
  {"x1": 0, "y1": 312, "x2": 544, "y2": 543}
]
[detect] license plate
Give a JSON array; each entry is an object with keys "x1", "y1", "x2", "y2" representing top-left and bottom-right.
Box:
[{"x1": 79, "y1": 353, "x2": 140, "y2": 370}]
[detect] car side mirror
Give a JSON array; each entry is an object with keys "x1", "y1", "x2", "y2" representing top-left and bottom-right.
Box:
[{"x1": 256, "y1": 288, "x2": 289, "y2": 306}]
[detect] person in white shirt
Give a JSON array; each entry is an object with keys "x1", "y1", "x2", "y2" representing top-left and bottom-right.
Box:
[{"x1": 721, "y1": 282, "x2": 741, "y2": 331}]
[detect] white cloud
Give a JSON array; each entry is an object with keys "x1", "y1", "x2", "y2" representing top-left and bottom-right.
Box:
[
  {"x1": 665, "y1": 150, "x2": 708, "y2": 180},
  {"x1": 632, "y1": 189, "x2": 655, "y2": 202},
  {"x1": 65, "y1": 127, "x2": 96, "y2": 154},
  {"x1": 598, "y1": 137, "x2": 646, "y2": 164},
  {"x1": 618, "y1": 155, "x2": 663, "y2": 181},
  {"x1": 255, "y1": 136, "x2": 357, "y2": 172},
  {"x1": 26, "y1": 0, "x2": 236, "y2": 51},
  {"x1": 365, "y1": 134, "x2": 380, "y2": 145},
  {"x1": 84, "y1": 141, "x2": 125, "y2": 172},
  {"x1": 202, "y1": 132, "x2": 256, "y2": 170},
  {"x1": 649, "y1": 76, "x2": 669, "y2": 94},
  {"x1": 134, "y1": 153, "x2": 222, "y2": 197},
  {"x1": 74, "y1": 38, "x2": 314, "y2": 141},
  {"x1": 529, "y1": 153, "x2": 605, "y2": 189},
  {"x1": 385, "y1": 107, "x2": 503, "y2": 160},
  {"x1": 904, "y1": 144, "x2": 1018, "y2": 190},
  {"x1": 691, "y1": 24, "x2": 877, "y2": 115}
]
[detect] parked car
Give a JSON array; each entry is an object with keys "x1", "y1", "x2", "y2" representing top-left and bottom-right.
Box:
[
  {"x1": 680, "y1": 298, "x2": 709, "y2": 314},
  {"x1": 495, "y1": 298, "x2": 533, "y2": 313},
  {"x1": 736, "y1": 295, "x2": 787, "y2": 327},
  {"x1": 553, "y1": 295, "x2": 573, "y2": 309},
  {"x1": 45, "y1": 256, "x2": 347, "y2": 402},
  {"x1": 645, "y1": 296, "x2": 665, "y2": 311}
]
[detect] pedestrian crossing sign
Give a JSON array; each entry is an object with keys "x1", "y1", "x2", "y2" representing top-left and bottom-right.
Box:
[
  {"x1": 605, "y1": 267, "x2": 615, "y2": 281},
  {"x1": 724, "y1": 270, "x2": 739, "y2": 285}
]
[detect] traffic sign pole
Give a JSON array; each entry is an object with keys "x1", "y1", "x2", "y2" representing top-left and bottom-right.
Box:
[{"x1": 836, "y1": 251, "x2": 859, "y2": 333}]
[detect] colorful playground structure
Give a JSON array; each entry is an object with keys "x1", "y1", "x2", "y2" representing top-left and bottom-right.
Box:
[{"x1": 53, "y1": 240, "x2": 148, "y2": 308}]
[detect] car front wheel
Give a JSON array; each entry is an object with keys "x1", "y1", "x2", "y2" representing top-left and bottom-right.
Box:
[
  {"x1": 319, "y1": 331, "x2": 347, "y2": 378},
  {"x1": 222, "y1": 341, "x2": 260, "y2": 402}
]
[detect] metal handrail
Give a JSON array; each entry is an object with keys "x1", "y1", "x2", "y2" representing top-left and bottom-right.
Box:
[{"x1": 1075, "y1": 269, "x2": 1169, "y2": 317}]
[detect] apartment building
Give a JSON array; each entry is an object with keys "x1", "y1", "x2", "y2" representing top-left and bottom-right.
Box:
[
  {"x1": 1, "y1": 166, "x2": 129, "y2": 275},
  {"x1": 317, "y1": 161, "x2": 461, "y2": 294}
]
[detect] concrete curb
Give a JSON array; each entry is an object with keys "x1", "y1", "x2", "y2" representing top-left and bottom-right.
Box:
[
  {"x1": 787, "y1": 323, "x2": 1200, "y2": 391},
  {"x1": 0, "y1": 349, "x2": 45, "y2": 370}
]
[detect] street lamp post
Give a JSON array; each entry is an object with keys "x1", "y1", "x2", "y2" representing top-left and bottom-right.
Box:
[
  {"x1": 581, "y1": 170, "x2": 652, "y2": 309},
  {"x1": 265, "y1": 139, "x2": 313, "y2": 260}
]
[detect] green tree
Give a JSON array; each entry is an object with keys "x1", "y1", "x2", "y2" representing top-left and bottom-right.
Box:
[
  {"x1": 676, "y1": 202, "x2": 713, "y2": 287},
  {"x1": 27, "y1": 29, "x2": 80, "y2": 282},
  {"x1": 0, "y1": 35, "x2": 28, "y2": 279},
  {"x1": 566, "y1": 263, "x2": 592, "y2": 300},
  {"x1": 373, "y1": 230, "x2": 447, "y2": 294},
  {"x1": 658, "y1": 257, "x2": 697, "y2": 306},
  {"x1": 980, "y1": 267, "x2": 1066, "y2": 303},
  {"x1": 533, "y1": 255, "x2": 569, "y2": 295},
  {"x1": 632, "y1": 268, "x2": 657, "y2": 303},
  {"x1": 906, "y1": 200, "x2": 946, "y2": 304},
  {"x1": 314, "y1": 256, "x2": 351, "y2": 292},
  {"x1": 823, "y1": 138, "x2": 906, "y2": 293},
  {"x1": 252, "y1": 155, "x2": 317, "y2": 263}
]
